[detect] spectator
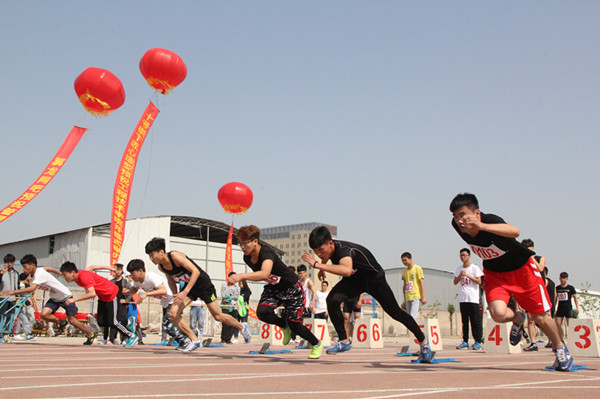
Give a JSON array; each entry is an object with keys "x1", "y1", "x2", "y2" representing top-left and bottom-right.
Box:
[
  {"x1": 555, "y1": 272, "x2": 579, "y2": 342},
  {"x1": 220, "y1": 271, "x2": 240, "y2": 344},
  {"x1": 401, "y1": 252, "x2": 426, "y2": 318},
  {"x1": 314, "y1": 280, "x2": 329, "y2": 320},
  {"x1": 453, "y1": 248, "x2": 483, "y2": 350}
]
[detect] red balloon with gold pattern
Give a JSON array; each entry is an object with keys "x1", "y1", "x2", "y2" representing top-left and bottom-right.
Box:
[
  {"x1": 74, "y1": 67, "x2": 125, "y2": 117},
  {"x1": 218, "y1": 182, "x2": 254, "y2": 214},
  {"x1": 139, "y1": 48, "x2": 187, "y2": 94}
]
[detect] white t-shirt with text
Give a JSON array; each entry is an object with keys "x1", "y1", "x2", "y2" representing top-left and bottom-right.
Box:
[{"x1": 454, "y1": 264, "x2": 483, "y2": 303}]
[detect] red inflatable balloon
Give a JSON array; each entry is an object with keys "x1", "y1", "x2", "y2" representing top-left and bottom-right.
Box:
[
  {"x1": 74, "y1": 67, "x2": 125, "y2": 117},
  {"x1": 139, "y1": 48, "x2": 187, "y2": 94},
  {"x1": 218, "y1": 182, "x2": 253, "y2": 214}
]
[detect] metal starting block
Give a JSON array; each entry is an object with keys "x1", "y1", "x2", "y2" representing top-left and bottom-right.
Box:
[
  {"x1": 249, "y1": 343, "x2": 292, "y2": 355},
  {"x1": 396, "y1": 345, "x2": 418, "y2": 357},
  {"x1": 202, "y1": 338, "x2": 224, "y2": 348},
  {"x1": 410, "y1": 351, "x2": 456, "y2": 364},
  {"x1": 545, "y1": 363, "x2": 587, "y2": 372},
  {"x1": 295, "y1": 340, "x2": 310, "y2": 349}
]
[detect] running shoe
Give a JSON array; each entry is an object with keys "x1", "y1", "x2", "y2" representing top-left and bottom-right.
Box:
[
  {"x1": 523, "y1": 343, "x2": 538, "y2": 352},
  {"x1": 553, "y1": 344, "x2": 573, "y2": 371},
  {"x1": 123, "y1": 335, "x2": 139, "y2": 347},
  {"x1": 326, "y1": 340, "x2": 351, "y2": 354},
  {"x1": 181, "y1": 341, "x2": 201, "y2": 353},
  {"x1": 25, "y1": 334, "x2": 37, "y2": 341},
  {"x1": 282, "y1": 326, "x2": 292, "y2": 345},
  {"x1": 176, "y1": 339, "x2": 193, "y2": 351},
  {"x1": 241, "y1": 323, "x2": 252, "y2": 344},
  {"x1": 12, "y1": 334, "x2": 25, "y2": 341},
  {"x1": 456, "y1": 341, "x2": 469, "y2": 349},
  {"x1": 545, "y1": 341, "x2": 553, "y2": 348},
  {"x1": 509, "y1": 311, "x2": 526, "y2": 346},
  {"x1": 308, "y1": 340, "x2": 324, "y2": 359},
  {"x1": 419, "y1": 336, "x2": 432, "y2": 362},
  {"x1": 472, "y1": 342, "x2": 482, "y2": 350},
  {"x1": 83, "y1": 333, "x2": 97, "y2": 346},
  {"x1": 56, "y1": 320, "x2": 68, "y2": 335}
]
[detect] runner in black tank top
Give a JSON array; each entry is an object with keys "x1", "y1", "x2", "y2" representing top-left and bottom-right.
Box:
[{"x1": 145, "y1": 237, "x2": 251, "y2": 352}]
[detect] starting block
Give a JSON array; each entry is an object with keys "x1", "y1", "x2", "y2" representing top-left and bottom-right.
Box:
[
  {"x1": 484, "y1": 320, "x2": 521, "y2": 354},
  {"x1": 202, "y1": 338, "x2": 224, "y2": 348},
  {"x1": 545, "y1": 364, "x2": 588, "y2": 372},
  {"x1": 410, "y1": 351, "x2": 456, "y2": 364},
  {"x1": 568, "y1": 319, "x2": 600, "y2": 357},
  {"x1": 396, "y1": 345, "x2": 418, "y2": 357},
  {"x1": 249, "y1": 343, "x2": 292, "y2": 355}
]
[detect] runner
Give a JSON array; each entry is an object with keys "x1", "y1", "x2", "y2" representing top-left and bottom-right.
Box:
[
  {"x1": 229, "y1": 225, "x2": 324, "y2": 359},
  {"x1": 58, "y1": 262, "x2": 138, "y2": 347},
  {"x1": 302, "y1": 226, "x2": 431, "y2": 359},
  {"x1": 145, "y1": 237, "x2": 251, "y2": 353},
  {"x1": 449, "y1": 192, "x2": 573, "y2": 370},
  {"x1": 0, "y1": 254, "x2": 95, "y2": 344}
]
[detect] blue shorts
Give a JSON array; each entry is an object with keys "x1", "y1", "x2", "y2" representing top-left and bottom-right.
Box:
[{"x1": 44, "y1": 298, "x2": 78, "y2": 317}]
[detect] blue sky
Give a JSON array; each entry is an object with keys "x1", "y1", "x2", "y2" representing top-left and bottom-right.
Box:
[{"x1": 1, "y1": 1, "x2": 599, "y2": 290}]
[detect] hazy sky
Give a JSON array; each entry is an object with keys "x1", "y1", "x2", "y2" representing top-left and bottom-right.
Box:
[{"x1": 1, "y1": 1, "x2": 598, "y2": 290}]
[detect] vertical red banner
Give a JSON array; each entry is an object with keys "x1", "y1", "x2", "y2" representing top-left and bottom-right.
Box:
[
  {"x1": 225, "y1": 222, "x2": 234, "y2": 277},
  {"x1": 110, "y1": 101, "x2": 159, "y2": 266},
  {"x1": 0, "y1": 126, "x2": 86, "y2": 224}
]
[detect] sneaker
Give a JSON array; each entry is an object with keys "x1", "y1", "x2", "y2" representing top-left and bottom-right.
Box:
[
  {"x1": 56, "y1": 320, "x2": 68, "y2": 335},
  {"x1": 83, "y1": 333, "x2": 97, "y2": 346},
  {"x1": 176, "y1": 339, "x2": 193, "y2": 351},
  {"x1": 509, "y1": 311, "x2": 526, "y2": 346},
  {"x1": 181, "y1": 341, "x2": 201, "y2": 353},
  {"x1": 545, "y1": 341, "x2": 553, "y2": 348},
  {"x1": 241, "y1": 324, "x2": 252, "y2": 344},
  {"x1": 553, "y1": 344, "x2": 573, "y2": 371},
  {"x1": 25, "y1": 334, "x2": 36, "y2": 341},
  {"x1": 231, "y1": 338, "x2": 238, "y2": 344},
  {"x1": 456, "y1": 341, "x2": 469, "y2": 349},
  {"x1": 472, "y1": 342, "x2": 482, "y2": 350},
  {"x1": 123, "y1": 335, "x2": 139, "y2": 347},
  {"x1": 12, "y1": 334, "x2": 25, "y2": 341},
  {"x1": 282, "y1": 326, "x2": 292, "y2": 345},
  {"x1": 308, "y1": 340, "x2": 324, "y2": 359},
  {"x1": 326, "y1": 340, "x2": 351, "y2": 354},
  {"x1": 419, "y1": 336, "x2": 432, "y2": 362},
  {"x1": 523, "y1": 343, "x2": 538, "y2": 352}
]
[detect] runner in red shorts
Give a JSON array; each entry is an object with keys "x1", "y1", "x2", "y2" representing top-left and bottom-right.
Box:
[{"x1": 449, "y1": 193, "x2": 573, "y2": 371}]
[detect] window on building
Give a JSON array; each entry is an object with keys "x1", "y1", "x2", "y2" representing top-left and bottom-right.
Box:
[{"x1": 48, "y1": 235, "x2": 55, "y2": 254}]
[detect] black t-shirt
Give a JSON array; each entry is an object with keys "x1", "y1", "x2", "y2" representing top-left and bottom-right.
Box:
[
  {"x1": 330, "y1": 240, "x2": 383, "y2": 274},
  {"x1": 556, "y1": 284, "x2": 576, "y2": 311},
  {"x1": 452, "y1": 212, "x2": 535, "y2": 273},
  {"x1": 546, "y1": 277, "x2": 556, "y2": 305},
  {"x1": 244, "y1": 245, "x2": 298, "y2": 290}
]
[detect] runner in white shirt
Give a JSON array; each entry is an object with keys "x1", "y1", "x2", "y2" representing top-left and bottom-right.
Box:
[
  {"x1": 124, "y1": 259, "x2": 192, "y2": 349},
  {"x1": 1, "y1": 254, "x2": 94, "y2": 339}
]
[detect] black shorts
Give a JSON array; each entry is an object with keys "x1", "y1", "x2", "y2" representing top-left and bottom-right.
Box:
[
  {"x1": 44, "y1": 298, "x2": 78, "y2": 318},
  {"x1": 343, "y1": 296, "x2": 361, "y2": 314},
  {"x1": 555, "y1": 307, "x2": 574, "y2": 318},
  {"x1": 182, "y1": 271, "x2": 218, "y2": 305},
  {"x1": 259, "y1": 283, "x2": 305, "y2": 322}
]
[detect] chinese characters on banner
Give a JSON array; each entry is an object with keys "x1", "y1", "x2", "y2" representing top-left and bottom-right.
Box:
[
  {"x1": 110, "y1": 102, "x2": 159, "y2": 266},
  {"x1": 0, "y1": 126, "x2": 87, "y2": 224}
]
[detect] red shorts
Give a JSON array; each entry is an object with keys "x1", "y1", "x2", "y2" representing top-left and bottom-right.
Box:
[{"x1": 483, "y1": 258, "x2": 552, "y2": 315}]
